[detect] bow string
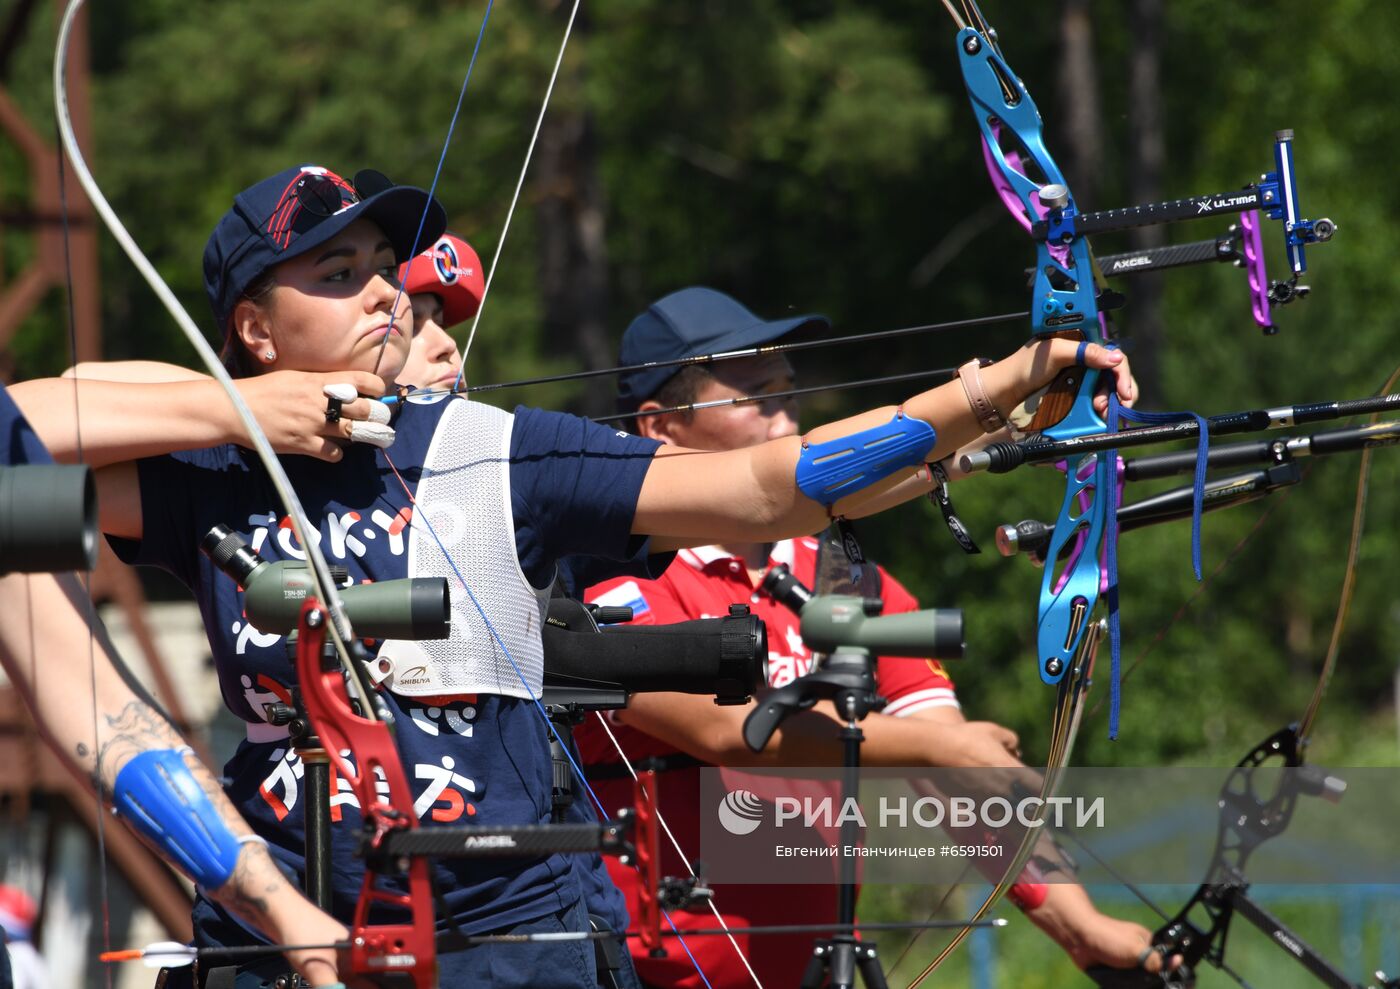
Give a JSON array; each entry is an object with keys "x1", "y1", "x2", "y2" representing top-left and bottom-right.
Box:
[{"x1": 50, "y1": 1, "x2": 448, "y2": 984}]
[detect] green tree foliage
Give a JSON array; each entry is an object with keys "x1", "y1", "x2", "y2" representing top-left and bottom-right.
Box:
[{"x1": 3, "y1": 1, "x2": 1397, "y2": 981}]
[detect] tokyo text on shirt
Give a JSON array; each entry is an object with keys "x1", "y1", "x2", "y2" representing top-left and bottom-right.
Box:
[{"x1": 112, "y1": 394, "x2": 662, "y2": 938}]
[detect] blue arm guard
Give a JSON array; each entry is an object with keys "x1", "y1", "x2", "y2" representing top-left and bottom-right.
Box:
[
  {"x1": 795, "y1": 410, "x2": 937, "y2": 506},
  {"x1": 112, "y1": 748, "x2": 247, "y2": 890}
]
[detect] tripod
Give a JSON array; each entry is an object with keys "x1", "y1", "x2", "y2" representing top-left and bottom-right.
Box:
[{"x1": 744, "y1": 645, "x2": 890, "y2": 989}]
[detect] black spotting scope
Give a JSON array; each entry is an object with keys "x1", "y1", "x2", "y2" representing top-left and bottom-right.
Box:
[
  {"x1": 542, "y1": 597, "x2": 767, "y2": 705},
  {"x1": 200, "y1": 524, "x2": 450, "y2": 640},
  {"x1": 0, "y1": 464, "x2": 97, "y2": 575}
]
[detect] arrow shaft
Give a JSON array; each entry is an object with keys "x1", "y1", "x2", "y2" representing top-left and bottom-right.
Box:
[
  {"x1": 964, "y1": 392, "x2": 1400, "y2": 473},
  {"x1": 593, "y1": 366, "x2": 958, "y2": 424},
  {"x1": 461, "y1": 311, "x2": 1027, "y2": 396}
]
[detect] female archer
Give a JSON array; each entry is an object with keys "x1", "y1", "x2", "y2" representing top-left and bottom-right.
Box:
[{"x1": 13, "y1": 162, "x2": 1131, "y2": 988}]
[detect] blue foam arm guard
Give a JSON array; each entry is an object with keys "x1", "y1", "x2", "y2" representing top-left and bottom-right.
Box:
[
  {"x1": 795, "y1": 410, "x2": 937, "y2": 506},
  {"x1": 112, "y1": 748, "x2": 244, "y2": 890}
]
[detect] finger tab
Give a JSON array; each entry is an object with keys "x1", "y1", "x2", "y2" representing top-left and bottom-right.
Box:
[
  {"x1": 349, "y1": 421, "x2": 395, "y2": 449},
  {"x1": 366, "y1": 401, "x2": 391, "y2": 426},
  {"x1": 323, "y1": 382, "x2": 359, "y2": 402}
]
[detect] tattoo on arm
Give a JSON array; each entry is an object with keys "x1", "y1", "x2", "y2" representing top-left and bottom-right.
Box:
[
  {"x1": 99, "y1": 703, "x2": 317, "y2": 937},
  {"x1": 94, "y1": 699, "x2": 183, "y2": 795},
  {"x1": 218, "y1": 845, "x2": 287, "y2": 928}
]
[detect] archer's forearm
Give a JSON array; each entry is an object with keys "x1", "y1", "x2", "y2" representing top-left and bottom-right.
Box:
[
  {"x1": 64, "y1": 360, "x2": 209, "y2": 384},
  {"x1": 1022, "y1": 881, "x2": 1100, "y2": 948},
  {"x1": 619, "y1": 693, "x2": 977, "y2": 769},
  {"x1": 9, "y1": 377, "x2": 237, "y2": 466},
  {"x1": 841, "y1": 426, "x2": 1011, "y2": 519},
  {"x1": 638, "y1": 358, "x2": 1027, "y2": 546},
  {"x1": 752, "y1": 368, "x2": 1008, "y2": 526},
  {"x1": 0, "y1": 572, "x2": 335, "y2": 940}
]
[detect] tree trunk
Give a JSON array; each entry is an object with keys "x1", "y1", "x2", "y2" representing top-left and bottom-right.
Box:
[
  {"x1": 1127, "y1": 0, "x2": 1165, "y2": 395},
  {"x1": 1055, "y1": 0, "x2": 1103, "y2": 209},
  {"x1": 534, "y1": 7, "x2": 612, "y2": 418}
]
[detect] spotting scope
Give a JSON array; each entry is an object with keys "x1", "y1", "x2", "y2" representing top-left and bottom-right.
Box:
[{"x1": 200, "y1": 524, "x2": 449, "y2": 640}]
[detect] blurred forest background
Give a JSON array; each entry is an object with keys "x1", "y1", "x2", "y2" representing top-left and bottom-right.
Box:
[{"x1": 2, "y1": 1, "x2": 1398, "y2": 986}]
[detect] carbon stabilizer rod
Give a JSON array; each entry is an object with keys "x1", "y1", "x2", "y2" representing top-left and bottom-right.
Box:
[{"x1": 961, "y1": 392, "x2": 1400, "y2": 474}]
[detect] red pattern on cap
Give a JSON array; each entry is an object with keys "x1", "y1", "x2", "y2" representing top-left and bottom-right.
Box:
[
  {"x1": 0, "y1": 885, "x2": 37, "y2": 937},
  {"x1": 399, "y1": 233, "x2": 484, "y2": 328},
  {"x1": 265, "y1": 168, "x2": 358, "y2": 249}
]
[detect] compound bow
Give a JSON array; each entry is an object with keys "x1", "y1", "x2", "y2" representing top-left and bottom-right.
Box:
[{"x1": 906, "y1": 1, "x2": 1338, "y2": 983}]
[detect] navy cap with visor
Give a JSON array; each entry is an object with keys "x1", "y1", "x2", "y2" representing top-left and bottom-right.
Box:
[
  {"x1": 616, "y1": 287, "x2": 829, "y2": 414},
  {"x1": 203, "y1": 164, "x2": 447, "y2": 334}
]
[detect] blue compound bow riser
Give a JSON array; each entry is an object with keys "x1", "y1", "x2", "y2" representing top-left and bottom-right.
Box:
[{"x1": 956, "y1": 26, "x2": 1114, "y2": 685}]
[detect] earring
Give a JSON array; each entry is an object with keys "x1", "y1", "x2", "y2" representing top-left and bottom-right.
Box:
[{"x1": 264, "y1": 351, "x2": 276, "y2": 361}]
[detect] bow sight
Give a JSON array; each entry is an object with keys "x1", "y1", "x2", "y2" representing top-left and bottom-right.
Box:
[{"x1": 1031, "y1": 130, "x2": 1334, "y2": 334}]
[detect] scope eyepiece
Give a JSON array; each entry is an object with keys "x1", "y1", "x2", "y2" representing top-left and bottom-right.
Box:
[
  {"x1": 201, "y1": 524, "x2": 265, "y2": 587},
  {"x1": 759, "y1": 562, "x2": 813, "y2": 616}
]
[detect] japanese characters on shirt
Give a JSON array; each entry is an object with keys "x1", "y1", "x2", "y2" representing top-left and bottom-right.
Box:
[{"x1": 113, "y1": 397, "x2": 663, "y2": 935}]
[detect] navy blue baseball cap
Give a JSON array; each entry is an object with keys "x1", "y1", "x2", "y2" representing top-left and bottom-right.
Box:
[
  {"x1": 203, "y1": 164, "x2": 447, "y2": 332},
  {"x1": 616, "y1": 287, "x2": 829, "y2": 413}
]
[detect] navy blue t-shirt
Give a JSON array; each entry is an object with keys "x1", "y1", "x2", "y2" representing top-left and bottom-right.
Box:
[
  {"x1": 112, "y1": 395, "x2": 661, "y2": 939},
  {"x1": 0, "y1": 384, "x2": 54, "y2": 467}
]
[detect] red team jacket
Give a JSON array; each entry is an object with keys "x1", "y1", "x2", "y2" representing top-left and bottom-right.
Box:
[{"x1": 579, "y1": 538, "x2": 958, "y2": 989}]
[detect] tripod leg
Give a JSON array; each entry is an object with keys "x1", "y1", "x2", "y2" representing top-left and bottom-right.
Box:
[
  {"x1": 802, "y1": 943, "x2": 830, "y2": 989},
  {"x1": 854, "y1": 942, "x2": 889, "y2": 989}
]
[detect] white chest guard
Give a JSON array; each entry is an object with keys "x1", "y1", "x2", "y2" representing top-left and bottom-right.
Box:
[{"x1": 373, "y1": 399, "x2": 551, "y2": 699}]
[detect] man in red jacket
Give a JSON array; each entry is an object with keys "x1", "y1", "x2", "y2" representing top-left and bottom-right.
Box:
[{"x1": 577, "y1": 288, "x2": 1173, "y2": 988}]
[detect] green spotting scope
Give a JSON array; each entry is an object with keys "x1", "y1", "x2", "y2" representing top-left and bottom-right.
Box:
[
  {"x1": 200, "y1": 524, "x2": 449, "y2": 640},
  {"x1": 799, "y1": 595, "x2": 963, "y2": 659}
]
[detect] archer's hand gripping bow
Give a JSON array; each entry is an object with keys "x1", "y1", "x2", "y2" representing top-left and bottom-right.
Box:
[{"x1": 1083, "y1": 725, "x2": 1396, "y2": 989}]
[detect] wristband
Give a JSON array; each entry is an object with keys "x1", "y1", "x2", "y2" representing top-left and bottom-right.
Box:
[
  {"x1": 955, "y1": 358, "x2": 1005, "y2": 434},
  {"x1": 1008, "y1": 879, "x2": 1049, "y2": 911},
  {"x1": 1007, "y1": 858, "x2": 1049, "y2": 911}
]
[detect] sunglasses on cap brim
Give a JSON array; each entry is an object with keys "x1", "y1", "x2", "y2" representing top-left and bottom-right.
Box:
[{"x1": 291, "y1": 168, "x2": 396, "y2": 216}]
